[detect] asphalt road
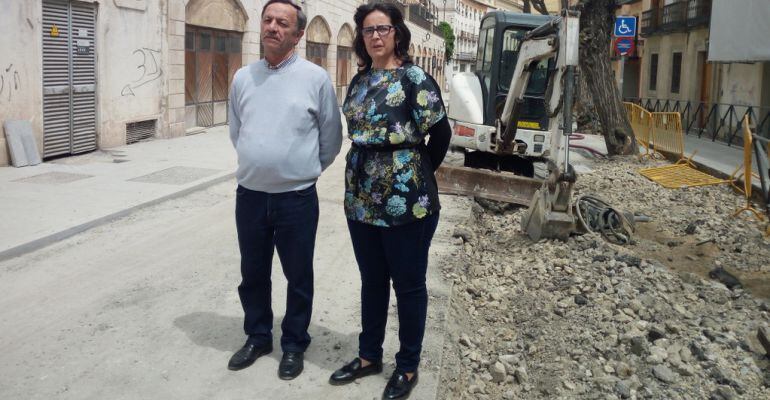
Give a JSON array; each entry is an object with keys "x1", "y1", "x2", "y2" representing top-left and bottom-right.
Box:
[{"x1": 0, "y1": 151, "x2": 469, "y2": 400}]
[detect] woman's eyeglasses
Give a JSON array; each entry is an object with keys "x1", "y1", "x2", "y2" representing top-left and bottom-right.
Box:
[{"x1": 362, "y1": 25, "x2": 394, "y2": 38}]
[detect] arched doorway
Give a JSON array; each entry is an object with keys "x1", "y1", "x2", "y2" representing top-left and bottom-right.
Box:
[
  {"x1": 336, "y1": 24, "x2": 355, "y2": 103},
  {"x1": 184, "y1": 0, "x2": 246, "y2": 128},
  {"x1": 306, "y1": 16, "x2": 331, "y2": 70}
]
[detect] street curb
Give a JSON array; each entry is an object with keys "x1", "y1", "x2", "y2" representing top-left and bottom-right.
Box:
[
  {"x1": 0, "y1": 172, "x2": 235, "y2": 263},
  {"x1": 433, "y1": 279, "x2": 455, "y2": 400}
]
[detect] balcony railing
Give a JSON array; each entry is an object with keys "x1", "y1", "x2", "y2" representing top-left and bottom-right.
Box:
[
  {"x1": 408, "y1": 5, "x2": 432, "y2": 30},
  {"x1": 660, "y1": 1, "x2": 688, "y2": 32},
  {"x1": 640, "y1": 8, "x2": 658, "y2": 36},
  {"x1": 641, "y1": 0, "x2": 711, "y2": 36},
  {"x1": 458, "y1": 31, "x2": 479, "y2": 42},
  {"x1": 686, "y1": 0, "x2": 711, "y2": 28},
  {"x1": 454, "y1": 51, "x2": 476, "y2": 62}
]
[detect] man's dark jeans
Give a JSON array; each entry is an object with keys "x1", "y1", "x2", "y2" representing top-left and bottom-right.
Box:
[{"x1": 235, "y1": 184, "x2": 319, "y2": 353}]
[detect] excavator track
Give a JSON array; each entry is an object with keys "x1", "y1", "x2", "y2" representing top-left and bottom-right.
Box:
[{"x1": 435, "y1": 165, "x2": 543, "y2": 206}]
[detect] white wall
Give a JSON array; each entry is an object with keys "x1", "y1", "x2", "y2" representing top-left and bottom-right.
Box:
[
  {"x1": 99, "y1": 0, "x2": 166, "y2": 147},
  {"x1": 717, "y1": 63, "x2": 764, "y2": 107},
  {"x1": 0, "y1": 0, "x2": 44, "y2": 166}
]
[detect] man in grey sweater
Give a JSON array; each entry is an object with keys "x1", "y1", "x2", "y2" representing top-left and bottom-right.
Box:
[{"x1": 226, "y1": 0, "x2": 342, "y2": 380}]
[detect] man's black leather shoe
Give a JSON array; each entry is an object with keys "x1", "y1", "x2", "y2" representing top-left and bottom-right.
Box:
[
  {"x1": 382, "y1": 370, "x2": 418, "y2": 399},
  {"x1": 329, "y1": 358, "x2": 383, "y2": 385},
  {"x1": 278, "y1": 352, "x2": 304, "y2": 380},
  {"x1": 227, "y1": 342, "x2": 273, "y2": 371}
]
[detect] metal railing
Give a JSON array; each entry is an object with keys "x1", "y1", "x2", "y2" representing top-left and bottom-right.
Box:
[
  {"x1": 626, "y1": 98, "x2": 770, "y2": 147},
  {"x1": 753, "y1": 135, "x2": 770, "y2": 214},
  {"x1": 454, "y1": 51, "x2": 475, "y2": 61},
  {"x1": 458, "y1": 32, "x2": 479, "y2": 42},
  {"x1": 408, "y1": 5, "x2": 432, "y2": 30},
  {"x1": 640, "y1": 0, "x2": 711, "y2": 36},
  {"x1": 687, "y1": 0, "x2": 711, "y2": 28},
  {"x1": 641, "y1": 8, "x2": 658, "y2": 36},
  {"x1": 660, "y1": 1, "x2": 688, "y2": 32}
]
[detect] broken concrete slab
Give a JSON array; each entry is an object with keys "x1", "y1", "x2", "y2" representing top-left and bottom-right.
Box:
[{"x1": 3, "y1": 120, "x2": 41, "y2": 167}]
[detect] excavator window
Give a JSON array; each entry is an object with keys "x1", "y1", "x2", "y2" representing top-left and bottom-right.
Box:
[
  {"x1": 478, "y1": 27, "x2": 495, "y2": 94},
  {"x1": 496, "y1": 27, "x2": 553, "y2": 130},
  {"x1": 497, "y1": 28, "x2": 552, "y2": 94}
]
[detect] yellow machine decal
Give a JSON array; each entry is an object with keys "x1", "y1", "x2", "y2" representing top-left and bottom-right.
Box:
[{"x1": 517, "y1": 121, "x2": 541, "y2": 129}]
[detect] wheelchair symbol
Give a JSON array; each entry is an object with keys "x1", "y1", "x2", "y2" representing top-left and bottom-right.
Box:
[{"x1": 618, "y1": 21, "x2": 632, "y2": 35}]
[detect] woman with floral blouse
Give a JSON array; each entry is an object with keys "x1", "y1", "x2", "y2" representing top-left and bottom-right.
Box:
[{"x1": 328, "y1": 2, "x2": 451, "y2": 399}]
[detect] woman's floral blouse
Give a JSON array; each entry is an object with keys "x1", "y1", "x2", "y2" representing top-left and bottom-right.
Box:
[{"x1": 342, "y1": 64, "x2": 446, "y2": 227}]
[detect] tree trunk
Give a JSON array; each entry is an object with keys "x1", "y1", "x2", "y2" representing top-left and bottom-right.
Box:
[
  {"x1": 523, "y1": 0, "x2": 549, "y2": 15},
  {"x1": 577, "y1": 0, "x2": 637, "y2": 155}
]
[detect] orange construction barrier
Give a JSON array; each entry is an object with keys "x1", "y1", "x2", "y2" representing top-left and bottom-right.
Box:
[
  {"x1": 650, "y1": 112, "x2": 688, "y2": 163},
  {"x1": 730, "y1": 116, "x2": 764, "y2": 221},
  {"x1": 639, "y1": 111, "x2": 729, "y2": 189},
  {"x1": 624, "y1": 102, "x2": 655, "y2": 159}
]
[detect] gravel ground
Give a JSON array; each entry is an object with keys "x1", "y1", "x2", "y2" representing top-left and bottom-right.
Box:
[{"x1": 437, "y1": 155, "x2": 770, "y2": 400}]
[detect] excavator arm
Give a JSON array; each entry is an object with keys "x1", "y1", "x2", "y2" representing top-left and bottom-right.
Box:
[{"x1": 518, "y1": 10, "x2": 581, "y2": 241}]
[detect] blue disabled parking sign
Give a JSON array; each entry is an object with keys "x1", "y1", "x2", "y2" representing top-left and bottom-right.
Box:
[{"x1": 614, "y1": 16, "x2": 636, "y2": 37}]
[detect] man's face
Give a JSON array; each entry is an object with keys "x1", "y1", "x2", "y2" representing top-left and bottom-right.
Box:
[{"x1": 261, "y1": 3, "x2": 303, "y2": 56}]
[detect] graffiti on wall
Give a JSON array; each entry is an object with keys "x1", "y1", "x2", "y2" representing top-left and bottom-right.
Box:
[
  {"x1": 121, "y1": 48, "x2": 163, "y2": 96},
  {"x1": 0, "y1": 64, "x2": 21, "y2": 102}
]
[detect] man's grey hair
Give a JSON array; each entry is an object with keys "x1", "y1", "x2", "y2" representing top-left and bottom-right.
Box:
[{"x1": 261, "y1": 0, "x2": 307, "y2": 31}]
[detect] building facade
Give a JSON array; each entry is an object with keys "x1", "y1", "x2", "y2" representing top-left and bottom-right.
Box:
[
  {"x1": 442, "y1": 0, "x2": 522, "y2": 86},
  {"x1": 0, "y1": 0, "x2": 446, "y2": 166},
  {"x1": 634, "y1": 0, "x2": 770, "y2": 112}
]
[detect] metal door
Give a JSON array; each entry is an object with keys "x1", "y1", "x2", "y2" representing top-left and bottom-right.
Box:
[{"x1": 42, "y1": 0, "x2": 97, "y2": 158}]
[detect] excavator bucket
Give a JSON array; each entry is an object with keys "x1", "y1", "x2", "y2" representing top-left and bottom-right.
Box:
[
  {"x1": 435, "y1": 165, "x2": 543, "y2": 206},
  {"x1": 520, "y1": 185, "x2": 577, "y2": 241}
]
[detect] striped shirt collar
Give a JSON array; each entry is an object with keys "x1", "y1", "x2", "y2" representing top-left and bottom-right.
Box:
[{"x1": 266, "y1": 51, "x2": 298, "y2": 70}]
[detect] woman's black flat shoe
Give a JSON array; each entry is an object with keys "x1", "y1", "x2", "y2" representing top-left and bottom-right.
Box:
[
  {"x1": 382, "y1": 370, "x2": 418, "y2": 399},
  {"x1": 329, "y1": 357, "x2": 383, "y2": 385}
]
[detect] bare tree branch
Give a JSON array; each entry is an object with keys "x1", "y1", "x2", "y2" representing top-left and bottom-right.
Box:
[
  {"x1": 531, "y1": 0, "x2": 549, "y2": 14},
  {"x1": 523, "y1": 0, "x2": 549, "y2": 15}
]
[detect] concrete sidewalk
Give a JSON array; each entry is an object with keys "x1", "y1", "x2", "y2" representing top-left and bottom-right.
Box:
[
  {"x1": 0, "y1": 126, "x2": 236, "y2": 261},
  {"x1": 684, "y1": 134, "x2": 758, "y2": 178}
]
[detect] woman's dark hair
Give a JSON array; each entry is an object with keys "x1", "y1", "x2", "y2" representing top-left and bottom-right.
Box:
[{"x1": 353, "y1": 2, "x2": 413, "y2": 72}]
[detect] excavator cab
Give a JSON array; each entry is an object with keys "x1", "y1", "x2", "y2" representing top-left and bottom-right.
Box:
[{"x1": 448, "y1": 12, "x2": 556, "y2": 171}]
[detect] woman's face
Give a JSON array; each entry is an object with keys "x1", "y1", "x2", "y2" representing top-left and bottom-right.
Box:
[{"x1": 362, "y1": 11, "x2": 397, "y2": 64}]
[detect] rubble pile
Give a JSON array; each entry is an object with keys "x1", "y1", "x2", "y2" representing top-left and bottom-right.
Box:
[{"x1": 437, "y1": 157, "x2": 770, "y2": 399}]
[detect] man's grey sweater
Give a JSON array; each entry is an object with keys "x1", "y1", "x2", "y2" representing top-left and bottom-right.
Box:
[{"x1": 228, "y1": 57, "x2": 342, "y2": 193}]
